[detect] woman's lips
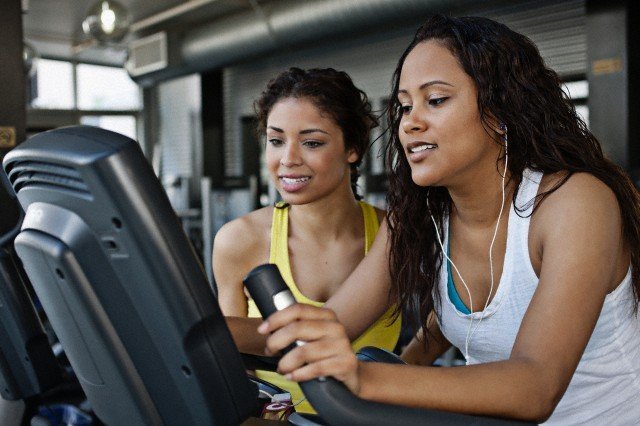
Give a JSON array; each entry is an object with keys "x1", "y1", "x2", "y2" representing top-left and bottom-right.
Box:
[
  {"x1": 279, "y1": 175, "x2": 311, "y2": 192},
  {"x1": 406, "y1": 141, "x2": 437, "y2": 162}
]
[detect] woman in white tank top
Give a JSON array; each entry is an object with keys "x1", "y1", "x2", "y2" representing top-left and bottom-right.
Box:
[{"x1": 257, "y1": 15, "x2": 640, "y2": 424}]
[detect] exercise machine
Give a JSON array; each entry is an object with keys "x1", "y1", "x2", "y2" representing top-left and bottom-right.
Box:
[{"x1": 2, "y1": 126, "x2": 526, "y2": 425}]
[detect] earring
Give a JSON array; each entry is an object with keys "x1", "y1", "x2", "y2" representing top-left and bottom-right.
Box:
[{"x1": 499, "y1": 123, "x2": 508, "y2": 152}]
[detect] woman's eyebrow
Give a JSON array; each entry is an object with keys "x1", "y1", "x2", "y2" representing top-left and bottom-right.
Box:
[
  {"x1": 267, "y1": 126, "x2": 329, "y2": 135},
  {"x1": 300, "y1": 128, "x2": 329, "y2": 135},
  {"x1": 398, "y1": 80, "x2": 454, "y2": 94}
]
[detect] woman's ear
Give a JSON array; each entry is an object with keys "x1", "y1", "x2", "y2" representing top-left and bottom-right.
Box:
[
  {"x1": 491, "y1": 122, "x2": 506, "y2": 136},
  {"x1": 347, "y1": 148, "x2": 359, "y2": 164},
  {"x1": 485, "y1": 113, "x2": 506, "y2": 136}
]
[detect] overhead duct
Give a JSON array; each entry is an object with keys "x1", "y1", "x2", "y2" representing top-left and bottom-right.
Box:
[{"x1": 126, "y1": 0, "x2": 484, "y2": 86}]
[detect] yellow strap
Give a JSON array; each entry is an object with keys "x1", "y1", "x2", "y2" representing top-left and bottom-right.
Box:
[
  {"x1": 360, "y1": 200, "x2": 379, "y2": 254},
  {"x1": 267, "y1": 202, "x2": 319, "y2": 304}
]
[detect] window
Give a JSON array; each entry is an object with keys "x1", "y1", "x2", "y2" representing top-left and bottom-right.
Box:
[
  {"x1": 563, "y1": 80, "x2": 589, "y2": 128},
  {"x1": 80, "y1": 115, "x2": 137, "y2": 140},
  {"x1": 77, "y1": 64, "x2": 141, "y2": 110},
  {"x1": 28, "y1": 59, "x2": 142, "y2": 143},
  {"x1": 29, "y1": 59, "x2": 74, "y2": 109},
  {"x1": 563, "y1": 80, "x2": 589, "y2": 99}
]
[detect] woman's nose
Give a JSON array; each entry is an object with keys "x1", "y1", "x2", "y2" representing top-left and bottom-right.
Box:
[
  {"x1": 401, "y1": 110, "x2": 427, "y2": 134},
  {"x1": 280, "y1": 143, "x2": 302, "y2": 167}
]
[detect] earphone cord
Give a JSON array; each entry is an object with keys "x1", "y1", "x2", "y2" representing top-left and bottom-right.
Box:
[
  {"x1": 428, "y1": 128, "x2": 508, "y2": 363},
  {"x1": 429, "y1": 212, "x2": 476, "y2": 358},
  {"x1": 468, "y1": 136, "x2": 508, "y2": 357}
]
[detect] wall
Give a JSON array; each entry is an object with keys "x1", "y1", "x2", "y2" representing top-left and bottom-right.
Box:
[{"x1": 158, "y1": 73, "x2": 203, "y2": 210}]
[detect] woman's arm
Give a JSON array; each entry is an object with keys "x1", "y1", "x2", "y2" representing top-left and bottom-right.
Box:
[
  {"x1": 324, "y1": 220, "x2": 395, "y2": 339},
  {"x1": 213, "y1": 219, "x2": 252, "y2": 316},
  {"x1": 400, "y1": 313, "x2": 452, "y2": 365},
  {"x1": 262, "y1": 173, "x2": 627, "y2": 422},
  {"x1": 213, "y1": 216, "x2": 268, "y2": 355},
  {"x1": 224, "y1": 317, "x2": 266, "y2": 355}
]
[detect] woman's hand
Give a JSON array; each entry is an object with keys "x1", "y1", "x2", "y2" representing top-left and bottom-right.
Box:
[{"x1": 258, "y1": 304, "x2": 361, "y2": 395}]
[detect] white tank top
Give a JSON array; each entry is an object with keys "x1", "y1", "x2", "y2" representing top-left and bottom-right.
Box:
[{"x1": 436, "y1": 169, "x2": 640, "y2": 424}]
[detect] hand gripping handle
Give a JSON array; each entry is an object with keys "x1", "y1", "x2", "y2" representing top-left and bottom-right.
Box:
[{"x1": 242, "y1": 264, "x2": 528, "y2": 425}]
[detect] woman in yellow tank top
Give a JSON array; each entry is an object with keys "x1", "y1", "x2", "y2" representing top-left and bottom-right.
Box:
[{"x1": 212, "y1": 67, "x2": 401, "y2": 415}]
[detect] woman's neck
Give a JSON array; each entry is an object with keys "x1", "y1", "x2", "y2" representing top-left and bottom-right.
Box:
[
  {"x1": 447, "y1": 163, "x2": 514, "y2": 230},
  {"x1": 288, "y1": 187, "x2": 362, "y2": 241}
]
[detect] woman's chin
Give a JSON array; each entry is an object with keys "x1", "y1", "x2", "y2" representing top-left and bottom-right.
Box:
[
  {"x1": 411, "y1": 170, "x2": 439, "y2": 187},
  {"x1": 278, "y1": 191, "x2": 315, "y2": 206}
]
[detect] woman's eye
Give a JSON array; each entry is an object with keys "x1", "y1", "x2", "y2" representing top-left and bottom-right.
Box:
[
  {"x1": 428, "y1": 97, "x2": 448, "y2": 106},
  {"x1": 400, "y1": 105, "x2": 412, "y2": 115},
  {"x1": 303, "y1": 140, "x2": 324, "y2": 148},
  {"x1": 268, "y1": 138, "x2": 283, "y2": 146}
]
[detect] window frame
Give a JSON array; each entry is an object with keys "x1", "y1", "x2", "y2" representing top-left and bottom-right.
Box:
[{"x1": 27, "y1": 56, "x2": 142, "y2": 140}]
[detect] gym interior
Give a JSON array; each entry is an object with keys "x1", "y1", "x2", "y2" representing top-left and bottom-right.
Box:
[{"x1": 0, "y1": 0, "x2": 638, "y2": 424}]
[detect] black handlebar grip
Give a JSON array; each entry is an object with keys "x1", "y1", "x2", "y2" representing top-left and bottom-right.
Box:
[
  {"x1": 243, "y1": 264, "x2": 295, "y2": 319},
  {"x1": 243, "y1": 264, "x2": 301, "y2": 355}
]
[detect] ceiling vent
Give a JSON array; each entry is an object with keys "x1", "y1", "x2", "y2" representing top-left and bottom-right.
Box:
[{"x1": 126, "y1": 32, "x2": 168, "y2": 77}]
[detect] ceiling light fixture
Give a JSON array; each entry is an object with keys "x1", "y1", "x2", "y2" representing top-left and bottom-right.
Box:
[{"x1": 82, "y1": 0, "x2": 131, "y2": 43}]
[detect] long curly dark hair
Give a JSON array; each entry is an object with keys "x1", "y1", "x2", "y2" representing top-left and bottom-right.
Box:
[
  {"x1": 254, "y1": 67, "x2": 378, "y2": 200},
  {"x1": 384, "y1": 15, "x2": 640, "y2": 341}
]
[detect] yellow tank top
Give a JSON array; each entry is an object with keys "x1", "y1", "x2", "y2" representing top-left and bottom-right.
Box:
[{"x1": 247, "y1": 201, "x2": 401, "y2": 414}]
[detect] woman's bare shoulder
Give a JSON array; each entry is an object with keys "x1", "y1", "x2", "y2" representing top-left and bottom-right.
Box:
[
  {"x1": 213, "y1": 206, "x2": 274, "y2": 263},
  {"x1": 532, "y1": 171, "x2": 621, "y2": 244},
  {"x1": 537, "y1": 171, "x2": 617, "y2": 210}
]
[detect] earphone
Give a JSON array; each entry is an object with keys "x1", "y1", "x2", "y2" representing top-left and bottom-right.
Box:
[{"x1": 428, "y1": 123, "x2": 508, "y2": 363}]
